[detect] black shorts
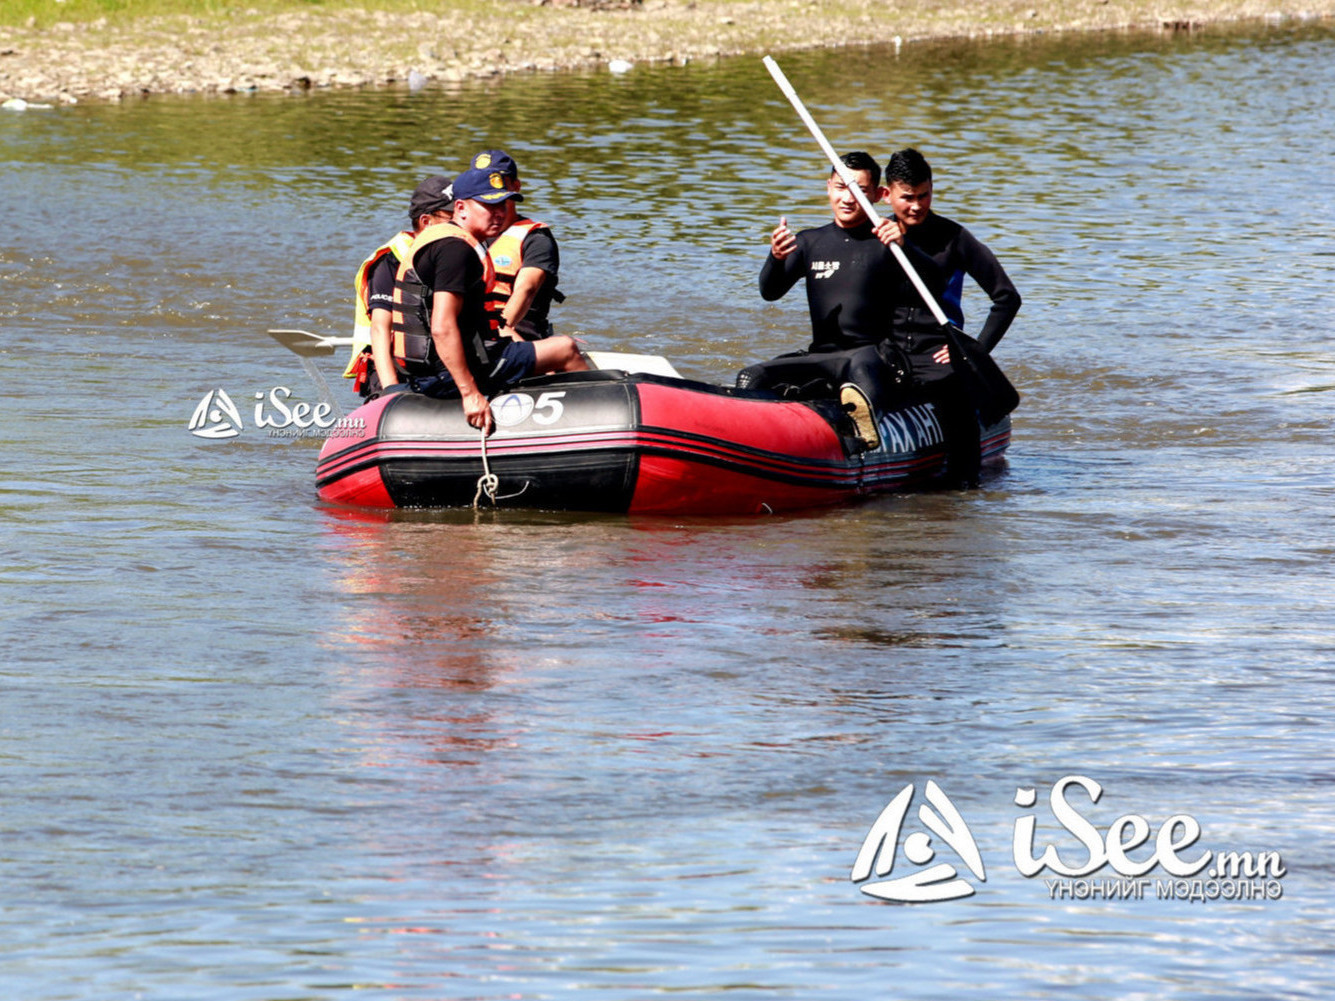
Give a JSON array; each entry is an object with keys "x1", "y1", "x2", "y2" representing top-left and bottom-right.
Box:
[{"x1": 412, "y1": 340, "x2": 538, "y2": 399}]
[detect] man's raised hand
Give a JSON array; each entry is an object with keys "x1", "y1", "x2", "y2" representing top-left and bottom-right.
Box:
[{"x1": 770, "y1": 216, "x2": 797, "y2": 260}]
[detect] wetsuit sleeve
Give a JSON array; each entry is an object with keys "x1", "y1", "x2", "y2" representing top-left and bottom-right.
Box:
[
  {"x1": 365, "y1": 254, "x2": 398, "y2": 317},
  {"x1": 957, "y1": 226, "x2": 1021, "y2": 352},
  {"x1": 520, "y1": 228, "x2": 559, "y2": 276},
  {"x1": 759, "y1": 234, "x2": 806, "y2": 301}
]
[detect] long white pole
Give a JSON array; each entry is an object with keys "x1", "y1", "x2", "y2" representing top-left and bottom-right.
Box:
[{"x1": 762, "y1": 55, "x2": 949, "y2": 327}]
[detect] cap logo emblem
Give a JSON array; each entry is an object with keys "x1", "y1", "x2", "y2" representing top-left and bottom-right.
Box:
[{"x1": 475, "y1": 153, "x2": 492, "y2": 168}]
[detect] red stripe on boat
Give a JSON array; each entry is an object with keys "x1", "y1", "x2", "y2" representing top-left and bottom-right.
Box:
[{"x1": 635, "y1": 382, "x2": 842, "y2": 459}]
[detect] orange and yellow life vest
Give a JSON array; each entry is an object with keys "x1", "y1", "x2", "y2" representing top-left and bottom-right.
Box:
[
  {"x1": 390, "y1": 223, "x2": 495, "y2": 374},
  {"x1": 484, "y1": 218, "x2": 551, "y2": 335},
  {"x1": 343, "y1": 230, "x2": 416, "y2": 380}
]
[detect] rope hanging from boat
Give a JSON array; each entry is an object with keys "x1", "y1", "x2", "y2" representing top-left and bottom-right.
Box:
[
  {"x1": 472, "y1": 427, "x2": 501, "y2": 508},
  {"x1": 471, "y1": 423, "x2": 529, "y2": 509}
]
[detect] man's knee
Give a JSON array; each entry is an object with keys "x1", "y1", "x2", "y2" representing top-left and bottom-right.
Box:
[
  {"x1": 534, "y1": 335, "x2": 587, "y2": 373},
  {"x1": 556, "y1": 336, "x2": 588, "y2": 371}
]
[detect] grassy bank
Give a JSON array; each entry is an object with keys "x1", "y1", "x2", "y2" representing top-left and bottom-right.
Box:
[
  {"x1": 1, "y1": 0, "x2": 484, "y2": 31},
  {"x1": 2, "y1": 0, "x2": 1332, "y2": 103}
]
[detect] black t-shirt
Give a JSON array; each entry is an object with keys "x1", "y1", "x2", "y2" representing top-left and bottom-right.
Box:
[
  {"x1": 516, "y1": 227, "x2": 559, "y2": 277},
  {"x1": 365, "y1": 252, "x2": 398, "y2": 317},
  {"x1": 519, "y1": 227, "x2": 559, "y2": 327},
  {"x1": 411, "y1": 237, "x2": 492, "y2": 344},
  {"x1": 759, "y1": 222, "x2": 901, "y2": 352}
]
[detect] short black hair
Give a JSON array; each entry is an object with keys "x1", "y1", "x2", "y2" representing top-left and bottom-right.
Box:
[
  {"x1": 885, "y1": 148, "x2": 932, "y2": 188},
  {"x1": 833, "y1": 150, "x2": 881, "y2": 189}
]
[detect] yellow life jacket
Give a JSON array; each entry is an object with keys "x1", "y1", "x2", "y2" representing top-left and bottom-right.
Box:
[
  {"x1": 390, "y1": 223, "x2": 496, "y2": 374},
  {"x1": 342, "y1": 230, "x2": 416, "y2": 379}
]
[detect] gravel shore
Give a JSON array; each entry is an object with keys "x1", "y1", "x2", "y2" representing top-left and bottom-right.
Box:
[{"x1": 2, "y1": 0, "x2": 1331, "y2": 105}]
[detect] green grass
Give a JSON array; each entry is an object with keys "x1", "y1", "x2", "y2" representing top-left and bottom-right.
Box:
[
  {"x1": 5, "y1": 0, "x2": 288, "y2": 29},
  {"x1": 5, "y1": 1, "x2": 1327, "y2": 41},
  {"x1": 0, "y1": 0, "x2": 500, "y2": 30}
]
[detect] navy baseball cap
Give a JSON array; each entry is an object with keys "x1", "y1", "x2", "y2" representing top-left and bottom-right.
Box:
[
  {"x1": 470, "y1": 149, "x2": 519, "y2": 179},
  {"x1": 452, "y1": 166, "x2": 523, "y2": 204}
]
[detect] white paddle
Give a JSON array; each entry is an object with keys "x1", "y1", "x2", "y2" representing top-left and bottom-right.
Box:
[
  {"x1": 267, "y1": 328, "x2": 355, "y2": 357},
  {"x1": 762, "y1": 55, "x2": 950, "y2": 327},
  {"x1": 269, "y1": 326, "x2": 683, "y2": 380}
]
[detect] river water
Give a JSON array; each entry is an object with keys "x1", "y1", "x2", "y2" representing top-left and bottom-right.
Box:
[{"x1": 2, "y1": 18, "x2": 1333, "y2": 1000}]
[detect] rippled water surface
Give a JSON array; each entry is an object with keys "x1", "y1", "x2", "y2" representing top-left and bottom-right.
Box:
[{"x1": 2, "y1": 20, "x2": 1333, "y2": 1000}]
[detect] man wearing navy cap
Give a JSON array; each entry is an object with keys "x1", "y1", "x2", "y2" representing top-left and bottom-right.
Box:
[
  {"x1": 390, "y1": 162, "x2": 585, "y2": 433},
  {"x1": 465, "y1": 149, "x2": 565, "y2": 342}
]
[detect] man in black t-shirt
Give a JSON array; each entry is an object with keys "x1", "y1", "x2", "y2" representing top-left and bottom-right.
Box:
[
  {"x1": 397, "y1": 164, "x2": 586, "y2": 433},
  {"x1": 495, "y1": 221, "x2": 561, "y2": 339},
  {"x1": 465, "y1": 149, "x2": 564, "y2": 341}
]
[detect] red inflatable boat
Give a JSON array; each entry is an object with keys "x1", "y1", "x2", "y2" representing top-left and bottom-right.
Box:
[{"x1": 314, "y1": 363, "x2": 1011, "y2": 515}]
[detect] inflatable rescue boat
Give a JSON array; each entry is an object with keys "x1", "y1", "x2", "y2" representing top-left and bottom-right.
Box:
[{"x1": 314, "y1": 353, "x2": 1011, "y2": 515}]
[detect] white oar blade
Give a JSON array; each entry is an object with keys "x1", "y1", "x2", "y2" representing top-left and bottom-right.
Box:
[
  {"x1": 267, "y1": 328, "x2": 350, "y2": 357},
  {"x1": 585, "y1": 351, "x2": 682, "y2": 379}
]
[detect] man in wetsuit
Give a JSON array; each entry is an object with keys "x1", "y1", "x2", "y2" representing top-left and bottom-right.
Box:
[
  {"x1": 873, "y1": 148, "x2": 1021, "y2": 485},
  {"x1": 751, "y1": 151, "x2": 905, "y2": 447},
  {"x1": 758, "y1": 151, "x2": 896, "y2": 352}
]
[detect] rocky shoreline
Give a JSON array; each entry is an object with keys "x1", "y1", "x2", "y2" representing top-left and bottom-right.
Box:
[{"x1": 2, "y1": 0, "x2": 1331, "y2": 105}]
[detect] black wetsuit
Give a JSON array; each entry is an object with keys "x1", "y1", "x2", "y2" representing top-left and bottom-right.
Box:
[
  {"x1": 890, "y1": 214, "x2": 1020, "y2": 483},
  {"x1": 753, "y1": 222, "x2": 908, "y2": 411},
  {"x1": 758, "y1": 221, "x2": 899, "y2": 351},
  {"x1": 756, "y1": 215, "x2": 1020, "y2": 485},
  {"x1": 890, "y1": 211, "x2": 1021, "y2": 377}
]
